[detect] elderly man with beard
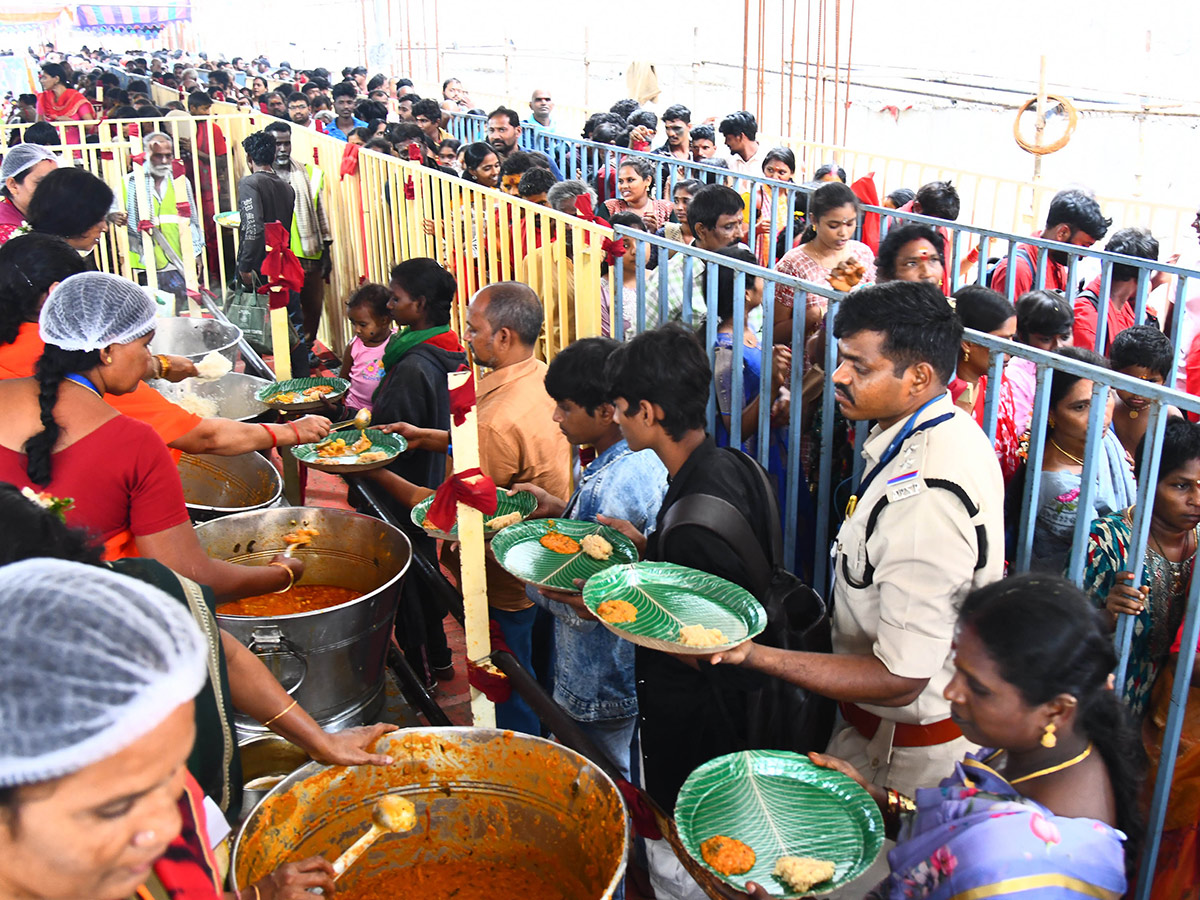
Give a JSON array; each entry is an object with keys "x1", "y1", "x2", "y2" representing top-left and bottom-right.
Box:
[{"x1": 124, "y1": 131, "x2": 202, "y2": 314}]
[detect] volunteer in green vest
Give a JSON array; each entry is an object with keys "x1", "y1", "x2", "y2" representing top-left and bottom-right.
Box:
[
  {"x1": 264, "y1": 121, "x2": 333, "y2": 367},
  {"x1": 124, "y1": 131, "x2": 203, "y2": 315}
]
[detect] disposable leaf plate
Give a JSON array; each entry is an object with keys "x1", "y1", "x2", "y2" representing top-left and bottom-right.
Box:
[
  {"x1": 582, "y1": 561, "x2": 765, "y2": 654},
  {"x1": 255, "y1": 377, "x2": 350, "y2": 411},
  {"x1": 410, "y1": 489, "x2": 539, "y2": 542},
  {"x1": 676, "y1": 750, "x2": 884, "y2": 896},
  {"x1": 490, "y1": 519, "x2": 638, "y2": 592},
  {"x1": 291, "y1": 428, "x2": 406, "y2": 474}
]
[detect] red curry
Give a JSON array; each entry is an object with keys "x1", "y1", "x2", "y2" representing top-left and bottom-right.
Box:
[
  {"x1": 217, "y1": 584, "x2": 360, "y2": 617},
  {"x1": 340, "y1": 859, "x2": 575, "y2": 900}
]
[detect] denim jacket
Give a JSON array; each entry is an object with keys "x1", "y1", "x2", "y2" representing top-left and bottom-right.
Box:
[{"x1": 528, "y1": 439, "x2": 667, "y2": 721}]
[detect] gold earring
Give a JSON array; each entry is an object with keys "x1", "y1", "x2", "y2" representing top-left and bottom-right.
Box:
[
  {"x1": 105, "y1": 355, "x2": 113, "y2": 364},
  {"x1": 961, "y1": 347, "x2": 969, "y2": 363},
  {"x1": 1047, "y1": 415, "x2": 1055, "y2": 429},
  {"x1": 1041, "y1": 723, "x2": 1057, "y2": 749}
]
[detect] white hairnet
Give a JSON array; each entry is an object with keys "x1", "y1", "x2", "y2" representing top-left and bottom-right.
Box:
[
  {"x1": 0, "y1": 143, "x2": 58, "y2": 184},
  {"x1": 0, "y1": 559, "x2": 207, "y2": 788},
  {"x1": 39, "y1": 272, "x2": 157, "y2": 352}
]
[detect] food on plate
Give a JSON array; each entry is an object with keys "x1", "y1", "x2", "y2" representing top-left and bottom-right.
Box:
[
  {"x1": 828, "y1": 257, "x2": 867, "y2": 293},
  {"x1": 596, "y1": 599, "x2": 638, "y2": 624},
  {"x1": 539, "y1": 521, "x2": 581, "y2": 555},
  {"x1": 269, "y1": 384, "x2": 337, "y2": 405},
  {"x1": 486, "y1": 511, "x2": 524, "y2": 530},
  {"x1": 421, "y1": 516, "x2": 439, "y2": 532},
  {"x1": 356, "y1": 451, "x2": 390, "y2": 464},
  {"x1": 349, "y1": 432, "x2": 372, "y2": 454},
  {"x1": 194, "y1": 350, "x2": 232, "y2": 381},
  {"x1": 700, "y1": 835, "x2": 756, "y2": 876},
  {"x1": 580, "y1": 533, "x2": 613, "y2": 561},
  {"x1": 678, "y1": 624, "x2": 729, "y2": 648},
  {"x1": 316, "y1": 438, "x2": 350, "y2": 458},
  {"x1": 283, "y1": 526, "x2": 320, "y2": 547},
  {"x1": 172, "y1": 391, "x2": 219, "y2": 417},
  {"x1": 773, "y1": 857, "x2": 836, "y2": 892}
]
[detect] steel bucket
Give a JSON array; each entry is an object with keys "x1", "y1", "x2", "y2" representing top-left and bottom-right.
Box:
[
  {"x1": 151, "y1": 372, "x2": 273, "y2": 422},
  {"x1": 231, "y1": 728, "x2": 628, "y2": 899},
  {"x1": 150, "y1": 316, "x2": 243, "y2": 365},
  {"x1": 238, "y1": 735, "x2": 311, "y2": 822},
  {"x1": 195, "y1": 507, "x2": 412, "y2": 734},
  {"x1": 178, "y1": 452, "x2": 283, "y2": 522}
]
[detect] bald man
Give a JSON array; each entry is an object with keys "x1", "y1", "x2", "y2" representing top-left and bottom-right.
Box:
[{"x1": 525, "y1": 88, "x2": 558, "y2": 133}]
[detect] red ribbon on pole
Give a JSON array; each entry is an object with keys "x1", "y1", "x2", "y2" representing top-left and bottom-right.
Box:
[
  {"x1": 175, "y1": 201, "x2": 191, "y2": 219},
  {"x1": 425, "y1": 467, "x2": 498, "y2": 532},
  {"x1": 137, "y1": 220, "x2": 153, "y2": 233},
  {"x1": 573, "y1": 193, "x2": 598, "y2": 222},
  {"x1": 448, "y1": 372, "x2": 476, "y2": 426},
  {"x1": 339, "y1": 142, "x2": 361, "y2": 179},
  {"x1": 601, "y1": 236, "x2": 625, "y2": 266},
  {"x1": 258, "y1": 221, "x2": 305, "y2": 310}
]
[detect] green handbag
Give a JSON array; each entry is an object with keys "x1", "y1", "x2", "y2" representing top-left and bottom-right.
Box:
[{"x1": 224, "y1": 277, "x2": 270, "y2": 354}]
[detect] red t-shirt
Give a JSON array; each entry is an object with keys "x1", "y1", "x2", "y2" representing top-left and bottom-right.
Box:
[
  {"x1": 988, "y1": 237, "x2": 1067, "y2": 297},
  {"x1": 0, "y1": 416, "x2": 189, "y2": 557},
  {"x1": 1072, "y1": 275, "x2": 1136, "y2": 353}
]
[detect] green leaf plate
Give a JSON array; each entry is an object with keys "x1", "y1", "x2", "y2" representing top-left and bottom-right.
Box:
[
  {"x1": 582, "y1": 561, "x2": 765, "y2": 655},
  {"x1": 410, "y1": 489, "x2": 539, "y2": 542},
  {"x1": 214, "y1": 210, "x2": 241, "y2": 229},
  {"x1": 255, "y1": 377, "x2": 350, "y2": 411},
  {"x1": 291, "y1": 428, "x2": 407, "y2": 474},
  {"x1": 676, "y1": 750, "x2": 884, "y2": 896},
  {"x1": 490, "y1": 519, "x2": 638, "y2": 593}
]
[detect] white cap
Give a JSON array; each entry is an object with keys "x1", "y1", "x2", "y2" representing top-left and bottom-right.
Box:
[
  {"x1": 0, "y1": 559, "x2": 207, "y2": 788},
  {"x1": 0, "y1": 144, "x2": 58, "y2": 184},
  {"x1": 39, "y1": 272, "x2": 157, "y2": 352}
]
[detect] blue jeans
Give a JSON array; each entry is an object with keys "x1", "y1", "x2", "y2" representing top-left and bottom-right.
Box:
[
  {"x1": 491, "y1": 605, "x2": 540, "y2": 735},
  {"x1": 577, "y1": 715, "x2": 637, "y2": 782}
]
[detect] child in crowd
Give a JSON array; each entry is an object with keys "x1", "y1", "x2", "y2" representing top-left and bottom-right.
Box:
[{"x1": 339, "y1": 282, "x2": 392, "y2": 416}]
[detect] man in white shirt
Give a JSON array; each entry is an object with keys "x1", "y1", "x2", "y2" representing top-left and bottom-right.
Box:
[{"x1": 719, "y1": 110, "x2": 769, "y2": 190}]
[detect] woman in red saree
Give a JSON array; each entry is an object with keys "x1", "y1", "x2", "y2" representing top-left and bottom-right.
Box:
[{"x1": 36, "y1": 63, "x2": 93, "y2": 150}]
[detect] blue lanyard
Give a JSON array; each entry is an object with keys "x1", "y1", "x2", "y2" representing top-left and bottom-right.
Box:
[
  {"x1": 64, "y1": 373, "x2": 102, "y2": 398},
  {"x1": 845, "y1": 396, "x2": 953, "y2": 518}
]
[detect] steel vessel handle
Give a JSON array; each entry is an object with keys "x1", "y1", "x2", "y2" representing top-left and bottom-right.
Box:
[{"x1": 246, "y1": 626, "x2": 309, "y2": 696}]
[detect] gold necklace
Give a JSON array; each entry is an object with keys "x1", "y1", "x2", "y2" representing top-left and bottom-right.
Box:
[
  {"x1": 1050, "y1": 438, "x2": 1085, "y2": 466},
  {"x1": 1007, "y1": 742, "x2": 1093, "y2": 785}
]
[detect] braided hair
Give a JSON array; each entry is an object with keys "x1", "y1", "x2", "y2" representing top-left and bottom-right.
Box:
[{"x1": 24, "y1": 345, "x2": 101, "y2": 486}]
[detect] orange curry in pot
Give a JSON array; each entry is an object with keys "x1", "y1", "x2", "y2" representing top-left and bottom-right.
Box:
[{"x1": 217, "y1": 584, "x2": 360, "y2": 617}]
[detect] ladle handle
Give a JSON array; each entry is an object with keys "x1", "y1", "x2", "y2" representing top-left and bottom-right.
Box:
[{"x1": 331, "y1": 824, "x2": 383, "y2": 880}]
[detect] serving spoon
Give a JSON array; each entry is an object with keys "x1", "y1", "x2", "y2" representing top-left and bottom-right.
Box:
[
  {"x1": 331, "y1": 794, "x2": 417, "y2": 880},
  {"x1": 328, "y1": 408, "x2": 373, "y2": 433}
]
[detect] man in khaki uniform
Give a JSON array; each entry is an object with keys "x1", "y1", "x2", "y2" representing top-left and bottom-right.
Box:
[{"x1": 714, "y1": 281, "x2": 1004, "y2": 797}]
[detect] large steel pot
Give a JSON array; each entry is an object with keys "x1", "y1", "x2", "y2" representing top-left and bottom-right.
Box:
[
  {"x1": 232, "y1": 728, "x2": 628, "y2": 899},
  {"x1": 150, "y1": 316, "x2": 242, "y2": 365},
  {"x1": 178, "y1": 452, "x2": 283, "y2": 522},
  {"x1": 150, "y1": 372, "x2": 274, "y2": 422},
  {"x1": 196, "y1": 507, "x2": 412, "y2": 734}
]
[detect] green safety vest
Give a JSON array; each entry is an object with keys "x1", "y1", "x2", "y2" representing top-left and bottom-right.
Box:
[
  {"x1": 126, "y1": 172, "x2": 191, "y2": 272},
  {"x1": 290, "y1": 163, "x2": 324, "y2": 261}
]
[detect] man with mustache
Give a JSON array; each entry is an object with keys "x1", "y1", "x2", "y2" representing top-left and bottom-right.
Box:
[
  {"x1": 123, "y1": 131, "x2": 202, "y2": 314},
  {"x1": 989, "y1": 188, "x2": 1111, "y2": 299},
  {"x1": 713, "y1": 281, "x2": 1004, "y2": 798}
]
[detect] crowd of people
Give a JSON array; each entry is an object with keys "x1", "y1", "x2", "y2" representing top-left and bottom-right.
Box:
[{"x1": 3, "y1": 41, "x2": 1200, "y2": 900}]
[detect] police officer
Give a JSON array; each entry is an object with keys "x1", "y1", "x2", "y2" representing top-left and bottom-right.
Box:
[{"x1": 713, "y1": 280, "x2": 1004, "y2": 796}]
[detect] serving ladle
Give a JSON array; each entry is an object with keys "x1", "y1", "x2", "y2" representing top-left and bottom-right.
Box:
[
  {"x1": 328, "y1": 408, "x2": 373, "y2": 433},
  {"x1": 331, "y1": 794, "x2": 417, "y2": 880}
]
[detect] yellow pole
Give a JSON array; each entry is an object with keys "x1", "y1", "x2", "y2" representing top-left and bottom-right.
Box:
[{"x1": 447, "y1": 369, "x2": 496, "y2": 727}]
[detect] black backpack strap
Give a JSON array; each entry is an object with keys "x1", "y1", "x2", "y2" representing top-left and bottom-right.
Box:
[{"x1": 661, "y1": 493, "x2": 772, "y2": 598}]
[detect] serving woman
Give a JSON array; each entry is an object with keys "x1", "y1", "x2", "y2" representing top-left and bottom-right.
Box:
[
  {"x1": 734, "y1": 574, "x2": 1139, "y2": 899},
  {"x1": 0, "y1": 143, "x2": 57, "y2": 246},
  {"x1": 0, "y1": 271, "x2": 301, "y2": 598},
  {"x1": 0, "y1": 558, "x2": 337, "y2": 900}
]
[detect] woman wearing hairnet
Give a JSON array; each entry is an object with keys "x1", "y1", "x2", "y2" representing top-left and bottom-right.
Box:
[
  {"x1": 0, "y1": 143, "x2": 57, "y2": 246},
  {"x1": 0, "y1": 271, "x2": 300, "y2": 599},
  {"x1": 0, "y1": 559, "x2": 338, "y2": 900}
]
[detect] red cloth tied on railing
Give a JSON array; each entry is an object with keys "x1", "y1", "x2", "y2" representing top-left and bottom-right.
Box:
[
  {"x1": 258, "y1": 221, "x2": 305, "y2": 309},
  {"x1": 137, "y1": 219, "x2": 153, "y2": 233},
  {"x1": 312, "y1": 146, "x2": 320, "y2": 166},
  {"x1": 448, "y1": 372, "x2": 476, "y2": 426},
  {"x1": 403, "y1": 143, "x2": 420, "y2": 199},
  {"x1": 425, "y1": 466, "x2": 498, "y2": 531},
  {"x1": 339, "y1": 142, "x2": 361, "y2": 179},
  {"x1": 98, "y1": 150, "x2": 114, "y2": 161},
  {"x1": 617, "y1": 780, "x2": 664, "y2": 840},
  {"x1": 466, "y1": 620, "x2": 513, "y2": 702},
  {"x1": 175, "y1": 201, "x2": 191, "y2": 219},
  {"x1": 573, "y1": 194, "x2": 598, "y2": 222},
  {"x1": 601, "y1": 236, "x2": 625, "y2": 266},
  {"x1": 850, "y1": 172, "x2": 881, "y2": 254}
]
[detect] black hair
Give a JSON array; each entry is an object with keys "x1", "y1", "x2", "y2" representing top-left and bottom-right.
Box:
[
  {"x1": 583, "y1": 112, "x2": 629, "y2": 140},
  {"x1": 591, "y1": 121, "x2": 630, "y2": 148},
  {"x1": 1105, "y1": 227, "x2": 1159, "y2": 283},
  {"x1": 703, "y1": 245, "x2": 759, "y2": 322},
  {"x1": 762, "y1": 146, "x2": 796, "y2": 175},
  {"x1": 0, "y1": 234, "x2": 87, "y2": 346},
  {"x1": 1110, "y1": 324, "x2": 1173, "y2": 381},
  {"x1": 478, "y1": 282, "x2": 543, "y2": 345},
  {"x1": 351, "y1": 66, "x2": 368, "y2": 77},
  {"x1": 356, "y1": 99, "x2": 388, "y2": 122},
  {"x1": 27, "y1": 168, "x2": 112, "y2": 241},
  {"x1": 22, "y1": 123, "x2": 60, "y2": 147},
  {"x1": 26, "y1": 345, "x2": 102, "y2": 485},
  {"x1": 545, "y1": 336, "x2": 621, "y2": 414},
  {"x1": 208, "y1": 70, "x2": 231, "y2": 88},
  {"x1": 0, "y1": 481, "x2": 104, "y2": 568},
  {"x1": 499, "y1": 151, "x2": 540, "y2": 178},
  {"x1": 617, "y1": 156, "x2": 655, "y2": 182},
  {"x1": 346, "y1": 281, "x2": 391, "y2": 320},
  {"x1": 799, "y1": 182, "x2": 858, "y2": 243},
  {"x1": 1045, "y1": 189, "x2": 1112, "y2": 241},
  {"x1": 915, "y1": 180, "x2": 960, "y2": 221},
  {"x1": 952, "y1": 285, "x2": 1016, "y2": 334},
  {"x1": 17, "y1": 93, "x2": 36, "y2": 106},
  {"x1": 389, "y1": 258, "x2": 456, "y2": 327},
  {"x1": 1048, "y1": 346, "x2": 1109, "y2": 411},
  {"x1": 959, "y1": 573, "x2": 1144, "y2": 862},
  {"x1": 718, "y1": 110, "x2": 758, "y2": 141},
  {"x1": 262, "y1": 120, "x2": 290, "y2": 136},
  {"x1": 363, "y1": 137, "x2": 394, "y2": 155},
  {"x1": 442, "y1": 77, "x2": 459, "y2": 92},
  {"x1": 241, "y1": 130, "x2": 278, "y2": 166},
  {"x1": 518, "y1": 166, "x2": 557, "y2": 197},
  {"x1": 1142, "y1": 417, "x2": 1200, "y2": 484},
  {"x1": 438, "y1": 138, "x2": 461, "y2": 154},
  {"x1": 461, "y1": 142, "x2": 497, "y2": 183},
  {"x1": 351, "y1": 126, "x2": 374, "y2": 143},
  {"x1": 833, "y1": 281, "x2": 962, "y2": 385},
  {"x1": 673, "y1": 178, "x2": 703, "y2": 197},
  {"x1": 398, "y1": 93, "x2": 421, "y2": 105},
  {"x1": 886, "y1": 187, "x2": 915, "y2": 208},
  {"x1": 262, "y1": 91, "x2": 285, "y2": 106},
  {"x1": 126, "y1": 78, "x2": 149, "y2": 95},
  {"x1": 40, "y1": 62, "x2": 70, "y2": 85},
  {"x1": 610, "y1": 211, "x2": 648, "y2": 232},
  {"x1": 628, "y1": 109, "x2": 658, "y2": 131},
  {"x1": 286, "y1": 91, "x2": 309, "y2": 106},
  {"x1": 486, "y1": 106, "x2": 521, "y2": 129},
  {"x1": 412, "y1": 98, "x2": 442, "y2": 123},
  {"x1": 690, "y1": 124, "x2": 716, "y2": 144},
  {"x1": 1015, "y1": 289, "x2": 1073, "y2": 342},
  {"x1": 604, "y1": 323, "x2": 711, "y2": 441},
  {"x1": 662, "y1": 103, "x2": 691, "y2": 124},
  {"x1": 186, "y1": 90, "x2": 213, "y2": 109},
  {"x1": 609, "y1": 99, "x2": 640, "y2": 120},
  {"x1": 687, "y1": 184, "x2": 744, "y2": 232},
  {"x1": 366, "y1": 73, "x2": 386, "y2": 91},
  {"x1": 813, "y1": 162, "x2": 847, "y2": 183},
  {"x1": 876, "y1": 224, "x2": 945, "y2": 282},
  {"x1": 331, "y1": 82, "x2": 357, "y2": 101}
]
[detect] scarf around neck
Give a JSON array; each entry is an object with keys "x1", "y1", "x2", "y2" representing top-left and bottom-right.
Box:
[{"x1": 381, "y1": 325, "x2": 451, "y2": 374}]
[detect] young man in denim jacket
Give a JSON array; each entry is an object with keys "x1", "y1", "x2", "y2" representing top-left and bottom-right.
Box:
[{"x1": 510, "y1": 337, "x2": 667, "y2": 780}]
